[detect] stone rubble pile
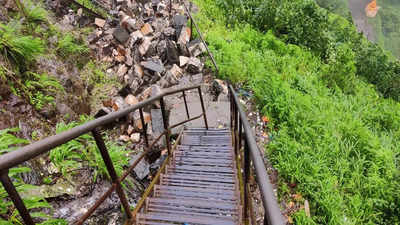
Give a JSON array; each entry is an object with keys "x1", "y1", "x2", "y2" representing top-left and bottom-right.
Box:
[{"x1": 88, "y1": 0, "x2": 208, "y2": 143}]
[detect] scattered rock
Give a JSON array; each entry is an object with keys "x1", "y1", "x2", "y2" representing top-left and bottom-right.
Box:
[
  {"x1": 140, "y1": 23, "x2": 154, "y2": 36},
  {"x1": 166, "y1": 40, "x2": 179, "y2": 64},
  {"x1": 188, "y1": 39, "x2": 207, "y2": 57},
  {"x1": 177, "y1": 27, "x2": 191, "y2": 46},
  {"x1": 191, "y1": 73, "x2": 203, "y2": 84},
  {"x1": 141, "y1": 60, "x2": 165, "y2": 73},
  {"x1": 95, "y1": 18, "x2": 106, "y2": 28},
  {"x1": 139, "y1": 37, "x2": 152, "y2": 55},
  {"x1": 125, "y1": 94, "x2": 139, "y2": 106},
  {"x1": 179, "y1": 55, "x2": 189, "y2": 67},
  {"x1": 117, "y1": 64, "x2": 128, "y2": 78},
  {"x1": 119, "y1": 135, "x2": 131, "y2": 142},
  {"x1": 151, "y1": 109, "x2": 165, "y2": 144},
  {"x1": 187, "y1": 57, "x2": 204, "y2": 74},
  {"x1": 113, "y1": 27, "x2": 130, "y2": 44},
  {"x1": 130, "y1": 155, "x2": 150, "y2": 180},
  {"x1": 130, "y1": 133, "x2": 141, "y2": 143}
]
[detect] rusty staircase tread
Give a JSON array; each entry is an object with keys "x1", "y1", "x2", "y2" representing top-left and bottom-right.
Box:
[
  {"x1": 137, "y1": 212, "x2": 237, "y2": 225},
  {"x1": 136, "y1": 128, "x2": 240, "y2": 225}
]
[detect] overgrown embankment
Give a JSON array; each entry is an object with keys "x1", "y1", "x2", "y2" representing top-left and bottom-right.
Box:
[{"x1": 193, "y1": 0, "x2": 400, "y2": 224}]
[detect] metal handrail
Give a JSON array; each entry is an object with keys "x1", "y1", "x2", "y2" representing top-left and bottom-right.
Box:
[
  {"x1": 229, "y1": 85, "x2": 286, "y2": 225},
  {"x1": 0, "y1": 84, "x2": 208, "y2": 225}
]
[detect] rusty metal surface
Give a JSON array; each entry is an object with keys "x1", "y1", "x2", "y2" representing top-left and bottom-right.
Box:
[{"x1": 135, "y1": 128, "x2": 241, "y2": 225}]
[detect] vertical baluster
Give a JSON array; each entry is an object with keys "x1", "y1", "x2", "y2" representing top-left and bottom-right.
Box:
[
  {"x1": 160, "y1": 98, "x2": 171, "y2": 155},
  {"x1": 0, "y1": 171, "x2": 34, "y2": 225},
  {"x1": 182, "y1": 91, "x2": 190, "y2": 119},
  {"x1": 198, "y1": 87, "x2": 209, "y2": 130},
  {"x1": 238, "y1": 119, "x2": 242, "y2": 152},
  {"x1": 243, "y1": 139, "x2": 250, "y2": 222},
  {"x1": 190, "y1": 17, "x2": 193, "y2": 41},
  {"x1": 139, "y1": 108, "x2": 149, "y2": 147},
  {"x1": 92, "y1": 129, "x2": 132, "y2": 220}
]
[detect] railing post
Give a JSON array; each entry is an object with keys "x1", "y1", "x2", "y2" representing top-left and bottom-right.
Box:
[
  {"x1": 238, "y1": 119, "x2": 242, "y2": 153},
  {"x1": 198, "y1": 87, "x2": 209, "y2": 130},
  {"x1": 243, "y1": 139, "x2": 250, "y2": 222},
  {"x1": 190, "y1": 17, "x2": 193, "y2": 41},
  {"x1": 139, "y1": 108, "x2": 149, "y2": 147},
  {"x1": 182, "y1": 91, "x2": 190, "y2": 119},
  {"x1": 91, "y1": 129, "x2": 133, "y2": 220},
  {"x1": 230, "y1": 90, "x2": 233, "y2": 130},
  {"x1": 160, "y1": 97, "x2": 171, "y2": 154},
  {"x1": 0, "y1": 171, "x2": 35, "y2": 225}
]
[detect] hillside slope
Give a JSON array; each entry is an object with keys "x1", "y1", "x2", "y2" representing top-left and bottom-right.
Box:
[{"x1": 193, "y1": 0, "x2": 400, "y2": 224}]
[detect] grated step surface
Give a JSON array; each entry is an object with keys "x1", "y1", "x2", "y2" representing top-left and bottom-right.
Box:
[{"x1": 136, "y1": 128, "x2": 241, "y2": 225}]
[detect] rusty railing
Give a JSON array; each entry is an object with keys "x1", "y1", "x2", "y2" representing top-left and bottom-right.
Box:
[
  {"x1": 229, "y1": 85, "x2": 286, "y2": 225},
  {"x1": 0, "y1": 85, "x2": 208, "y2": 225}
]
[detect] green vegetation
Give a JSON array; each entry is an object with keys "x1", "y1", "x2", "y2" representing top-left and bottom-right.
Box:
[
  {"x1": 50, "y1": 116, "x2": 130, "y2": 181},
  {"x1": 194, "y1": 0, "x2": 400, "y2": 224},
  {"x1": 0, "y1": 128, "x2": 66, "y2": 224},
  {"x1": 0, "y1": 22, "x2": 44, "y2": 70},
  {"x1": 73, "y1": 0, "x2": 109, "y2": 19},
  {"x1": 315, "y1": 0, "x2": 349, "y2": 18},
  {"x1": 81, "y1": 61, "x2": 122, "y2": 110},
  {"x1": 215, "y1": 0, "x2": 400, "y2": 101},
  {"x1": 57, "y1": 34, "x2": 89, "y2": 59}
]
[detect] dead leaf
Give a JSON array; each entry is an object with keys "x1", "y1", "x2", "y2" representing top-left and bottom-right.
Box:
[
  {"x1": 262, "y1": 116, "x2": 269, "y2": 123},
  {"x1": 292, "y1": 193, "x2": 303, "y2": 201},
  {"x1": 288, "y1": 216, "x2": 293, "y2": 224}
]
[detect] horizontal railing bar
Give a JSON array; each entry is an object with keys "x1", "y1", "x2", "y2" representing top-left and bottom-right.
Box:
[
  {"x1": 228, "y1": 85, "x2": 286, "y2": 225},
  {"x1": 168, "y1": 114, "x2": 203, "y2": 130},
  {"x1": 0, "y1": 85, "x2": 200, "y2": 172}
]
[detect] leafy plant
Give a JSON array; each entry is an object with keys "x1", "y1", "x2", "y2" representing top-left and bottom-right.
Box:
[
  {"x1": 0, "y1": 22, "x2": 44, "y2": 69},
  {"x1": 0, "y1": 128, "x2": 67, "y2": 224},
  {"x1": 23, "y1": 72, "x2": 64, "y2": 110},
  {"x1": 57, "y1": 34, "x2": 89, "y2": 58},
  {"x1": 23, "y1": 0, "x2": 48, "y2": 23},
  {"x1": 50, "y1": 116, "x2": 130, "y2": 181}
]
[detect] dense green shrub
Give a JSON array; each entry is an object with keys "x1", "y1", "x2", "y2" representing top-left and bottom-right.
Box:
[
  {"x1": 0, "y1": 22, "x2": 44, "y2": 69},
  {"x1": 215, "y1": 0, "x2": 400, "y2": 101},
  {"x1": 193, "y1": 0, "x2": 400, "y2": 223}
]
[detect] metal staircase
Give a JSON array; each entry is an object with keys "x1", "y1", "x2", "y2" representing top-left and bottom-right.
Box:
[{"x1": 136, "y1": 128, "x2": 241, "y2": 225}]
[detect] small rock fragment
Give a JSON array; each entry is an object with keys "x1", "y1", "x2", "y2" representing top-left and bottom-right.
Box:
[
  {"x1": 113, "y1": 27, "x2": 130, "y2": 44},
  {"x1": 191, "y1": 73, "x2": 203, "y2": 84},
  {"x1": 130, "y1": 133, "x2": 141, "y2": 143},
  {"x1": 177, "y1": 27, "x2": 191, "y2": 46},
  {"x1": 127, "y1": 125, "x2": 134, "y2": 135},
  {"x1": 117, "y1": 64, "x2": 128, "y2": 77},
  {"x1": 188, "y1": 39, "x2": 207, "y2": 57},
  {"x1": 140, "y1": 23, "x2": 154, "y2": 36},
  {"x1": 125, "y1": 94, "x2": 139, "y2": 105},
  {"x1": 141, "y1": 60, "x2": 165, "y2": 73},
  {"x1": 131, "y1": 30, "x2": 144, "y2": 44},
  {"x1": 139, "y1": 37, "x2": 152, "y2": 55},
  {"x1": 179, "y1": 56, "x2": 189, "y2": 67},
  {"x1": 130, "y1": 154, "x2": 150, "y2": 180},
  {"x1": 133, "y1": 64, "x2": 144, "y2": 78},
  {"x1": 95, "y1": 18, "x2": 106, "y2": 28},
  {"x1": 187, "y1": 57, "x2": 204, "y2": 73},
  {"x1": 166, "y1": 40, "x2": 179, "y2": 64},
  {"x1": 119, "y1": 135, "x2": 130, "y2": 142}
]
